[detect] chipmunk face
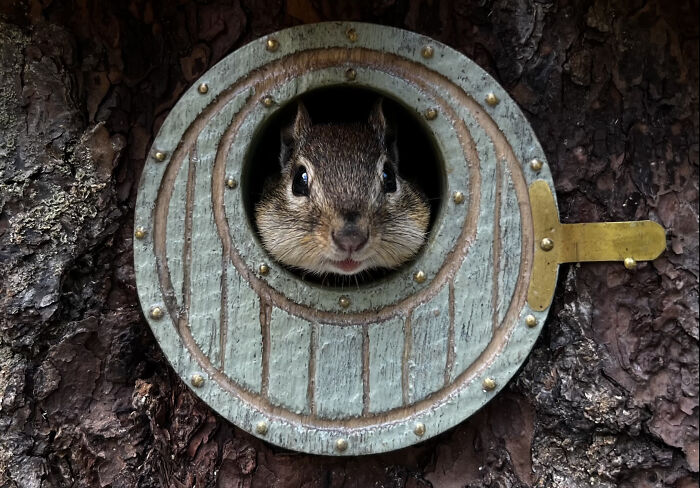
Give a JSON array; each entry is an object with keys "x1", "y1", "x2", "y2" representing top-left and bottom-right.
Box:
[{"x1": 255, "y1": 100, "x2": 430, "y2": 276}]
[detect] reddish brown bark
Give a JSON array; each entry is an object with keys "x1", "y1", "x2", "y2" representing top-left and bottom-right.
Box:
[{"x1": 1, "y1": 1, "x2": 697, "y2": 487}]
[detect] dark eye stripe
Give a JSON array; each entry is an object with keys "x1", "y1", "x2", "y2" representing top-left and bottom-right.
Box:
[{"x1": 292, "y1": 166, "x2": 309, "y2": 196}]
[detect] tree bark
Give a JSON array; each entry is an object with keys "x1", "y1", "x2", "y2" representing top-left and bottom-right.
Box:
[{"x1": 0, "y1": 1, "x2": 697, "y2": 487}]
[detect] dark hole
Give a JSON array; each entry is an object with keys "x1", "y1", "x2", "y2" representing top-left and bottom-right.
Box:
[{"x1": 242, "y1": 86, "x2": 444, "y2": 287}]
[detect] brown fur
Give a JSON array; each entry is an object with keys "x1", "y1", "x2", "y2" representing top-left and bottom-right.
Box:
[{"x1": 255, "y1": 101, "x2": 430, "y2": 276}]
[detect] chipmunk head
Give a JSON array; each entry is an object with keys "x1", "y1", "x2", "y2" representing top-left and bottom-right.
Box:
[{"x1": 254, "y1": 99, "x2": 430, "y2": 276}]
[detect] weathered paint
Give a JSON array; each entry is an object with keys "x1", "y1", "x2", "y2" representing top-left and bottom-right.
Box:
[
  {"x1": 314, "y1": 324, "x2": 364, "y2": 418},
  {"x1": 407, "y1": 285, "x2": 450, "y2": 403},
  {"x1": 368, "y1": 317, "x2": 405, "y2": 413},
  {"x1": 134, "y1": 22, "x2": 555, "y2": 456},
  {"x1": 267, "y1": 307, "x2": 311, "y2": 415}
]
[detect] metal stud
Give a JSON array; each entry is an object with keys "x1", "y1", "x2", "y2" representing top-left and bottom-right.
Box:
[
  {"x1": 414, "y1": 270, "x2": 427, "y2": 284},
  {"x1": 255, "y1": 421, "x2": 268, "y2": 435},
  {"x1": 339, "y1": 296, "x2": 351, "y2": 308},
  {"x1": 154, "y1": 151, "x2": 166, "y2": 162},
  {"x1": 424, "y1": 108, "x2": 438, "y2": 120},
  {"x1": 335, "y1": 438, "x2": 348, "y2": 452},
  {"x1": 226, "y1": 177, "x2": 238, "y2": 189},
  {"x1": 482, "y1": 377, "x2": 497, "y2": 391},
  {"x1": 259, "y1": 263, "x2": 270, "y2": 275},
  {"x1": 134, "y1": 227, "x2": 146, "y2": 240},
  {"x1": 261, "y1": 96, "x2": 274, "y2": 108},
  {"x1": 485, "y1": 92, "x2": 500, "y2": 106},
  {"x1": 540, "y1": 237, "x2": 554, "y2": 251},
  {"x1": 197, "y1": 83, "x2": 209, "y2": 94},
  {"x1": 414, "y1": 422, "x2": 426, "y2": 436},
  {"x1": 345, "y1": 68, "x2": 356, "y2": 81},
  {"x1": 529, "y1": 158, "x2": 543, "y2": 172},
  {"x1": 453, "y1": 191, "x2": 465, "y2": 204},
  {"x1": 624, "y1": 257, "x2": 637, "y2": 270},
  {"x1": 421, "y1": 45, "x2": 434, "y2": 59},
  {"x1": 346, "y1": 28, "x2": 358, "y2": 42},
  {"x1": 266, "y1": 38, "x2": 280, "y2": 52},
  {"x1": 190, "y1": 373, "x2": 205, "y2": 388},
  {"x1": 149, "y1": 306, "x2": 164, "y2": 320},
  {"x1": 525, "y1": 314, "x2": 538, "y2": 328}
]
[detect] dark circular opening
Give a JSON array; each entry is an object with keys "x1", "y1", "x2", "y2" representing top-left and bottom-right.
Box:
[{"x1": 242, "y1": 86, "x2": 444, "y2": 286}]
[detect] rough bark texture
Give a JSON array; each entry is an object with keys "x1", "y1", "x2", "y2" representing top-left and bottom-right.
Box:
[{"x1": 0, "y1": 1, "x2": 697, "y2": 487}]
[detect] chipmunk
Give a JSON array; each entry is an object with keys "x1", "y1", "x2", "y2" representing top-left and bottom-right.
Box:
[{"x1": 254, "y1": 99, "x2": 430, "y2": 276}]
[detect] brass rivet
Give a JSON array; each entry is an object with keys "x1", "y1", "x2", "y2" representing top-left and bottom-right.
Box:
[
  {"x1": 421, "y1": 45, "x2": 434, "y2": 58},
  {"x1": 414, "y1": 422, "x2": 426, "y2": 436},
  {"x1": 413, "y1": 270, "x2": 427, "y2": 283},
  {"x1": 346, "y1": 28, "x2": 358, "y2": 42},
  {"x1": 259, "y1": 263, "x2": 270, "y2": 275},
  {"x1": 540, "y1": 238, "x2": 554, "y2": 251},
  {"x1": 134, "y1": 227, "x2": 146, "y2": 239},
  {"x1": 261, "y1": 96, "x2": 274, "y2": 107},
  {"x1": 190, "y1": 373, "x2": 205, "y2": 388},
  {"x1": 149, "y1": 306, "x2": 164, "y2": 320},
  {"x1": 453, "y1": 191, "x2": 465, "y2": 204},
  {"x1": 154, "y1": 151, "x2": 166, "y2": 162},
  {"x1": 525, "y1": 314, "x2": 537, "y2": 328},
  {"x1": 339, "y1": 296, "x2": 351, "y2": 308},
  {"x1": 482, "y1": 377, "x2": 497, "y2": 391},
  {"x1": 485, "y1": 92, "x2": 500, "y2": 106},
  {"x1": 529, "y1": 158, "x2": 544, "y2": 171},
  {"x1": 266, "y1": 38, "x2": 279, "y2": 52},
  {"x1": 424, "y1": 108, "x2": 438, "y2": 120},
  {"x1": 345, "y1": 68, "x2": 356, "y2": 81},
  {"x1": 624, "y1": 257, "x2": 637, "y2": 270},
  {"x1": 335, "y1": 438, "x2": 348, "y2": 452},
  {"x1": 197, "y1": 83, "x2": 209, "y2": 94},
  {"x1": 226, "y1": 177, "x2": 238, "y2": 189},
  {"x1": 255, "y1": 421, "x2": 268, "y2": 435}
]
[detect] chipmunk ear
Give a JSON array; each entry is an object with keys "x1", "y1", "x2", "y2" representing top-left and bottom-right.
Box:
[
  {"x1": 369, "y1": 98, "x2": 399, "y2": 163},
  {"x1": 280, "y1": 102, "x2": 312, "y2": 167},
  {"x1": 368, "y1": 98, "x2": 387, "y2": 143}
]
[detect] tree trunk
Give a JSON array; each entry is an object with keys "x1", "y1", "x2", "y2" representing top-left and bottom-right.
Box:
[{"x1": 0, "y1": 1, "x2": 697, "y2": 487}]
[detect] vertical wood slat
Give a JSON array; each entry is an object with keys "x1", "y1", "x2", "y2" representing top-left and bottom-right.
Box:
[
  {"x1": 166, "y1": 154, "x2": 189, "y2": 308},
  {"x1": 496, "y1": 165, "x2": 522, "y2": 326},
  {"x1": 267, "y1": 307, "x2": 311, "y2": 415},
  {"x1": 223, "y1": 261, "x2": 262, "y2": 393},
  {"x1": 450, "y1": 157, "x2": 498, "y2": 381},
  {"x1": 188, "y1": 136, "x2": 222, "y2": 366},
  {"x1": 407, "y1": 284, "x2": 451, "y2": 403},
  {"x1": 314, "y1": 324, "x2": 364, "y2": 419},
  {"x1": 368, "y1": 317, "x2": 405, "y2": 413}
]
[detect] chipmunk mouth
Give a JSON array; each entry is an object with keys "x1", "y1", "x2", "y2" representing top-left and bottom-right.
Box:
[{"x1": 331, "y1": 258, "x2": 364, "y2": 273}]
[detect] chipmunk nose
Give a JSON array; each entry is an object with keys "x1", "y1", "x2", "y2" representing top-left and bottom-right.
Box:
[{"x1": 332, "y1": 223, "x2": 369, "y2": 253}]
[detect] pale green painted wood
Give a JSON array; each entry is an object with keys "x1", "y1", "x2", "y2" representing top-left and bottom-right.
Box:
[
  {"x1": 166, "y1": 155, "x2": 189, "y2": 308},
  {"x1": 497, "y1": 165, "x2": 522, "y2": 326},
  {"x1": 223, "y1": 261, "x2": 262, "y2": 392},
  {"x1": 314, "y1": 324, "x2": 364, "y2": 419},
  {"x1": 407, "y1": 284, "x2": 450, "y2": 403},
  {"x1": 451, "y1": 141, "x2": 497, "y2": 381},
  {"x1": 267, "y1": 307, "x2": 311, "y2": 414},
  {"x1": 368, "y1": 317, "x2": 405, "y2": 413}
]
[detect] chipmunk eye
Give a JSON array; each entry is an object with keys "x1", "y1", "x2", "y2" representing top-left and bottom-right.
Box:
[
  {"x1": 292, "y1": 166, "x2": 309, "y2": 197},
  {"x1": 382, "y1": 163, "x2": 397, "y2": 193}
]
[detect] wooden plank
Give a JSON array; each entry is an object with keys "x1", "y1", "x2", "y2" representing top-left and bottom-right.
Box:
[
  {"x1": 450, "y1": 152, "x2": 497, "y2": 381},
  {"x1": 166, "y1": 153, "x2": 189, "y2": 307},
  {"x1": 407, "y1": 284, "x2": 450, "y2": 403},
  {"x1": 267, "y1": 307, "x2": 311, "y2": 414},
  {"x1": 314, "y1": 324, "x2": 364, "y2": 419},
  {"x1": 497, "y1": 165, "x2": 521, "y2": 326},
  {"x1": 223, "y1": 261, "x2": 262, "y2": 393},
  {"x1": 368, "y1": 317, "x2": 405, "y2": 413}
]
